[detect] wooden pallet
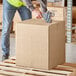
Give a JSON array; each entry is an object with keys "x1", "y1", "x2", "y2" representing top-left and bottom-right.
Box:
[{"x1": 0, "y1": 57, "x2": 76, "y2": 76}]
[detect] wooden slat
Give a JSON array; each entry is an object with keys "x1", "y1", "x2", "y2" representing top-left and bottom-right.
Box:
[
  {"x1": 0, "y1": 57, "x2": 75, "y2": 76},
  {"x1": 63, "y1": 63, "x2": 76, "y2": 68},
  {"x1": 0, "y1": 65, "x2": 67, "y2": 76},
  {"x1": 54, "y1": 66, "x2": 76, "y2": 76},
  {"x1": 3, "y1": 59, "x2": 15, "y2": 64}
]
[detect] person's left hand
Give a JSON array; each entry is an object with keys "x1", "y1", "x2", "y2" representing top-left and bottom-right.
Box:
[{"x1": 32, "y1": 9, "x2": 42, "y2": 19}]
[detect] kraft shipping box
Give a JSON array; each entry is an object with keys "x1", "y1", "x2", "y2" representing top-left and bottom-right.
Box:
[
  {"x1": 47, "y1": 7, "x2": 65, "y2": 21},
  {"x1": 32, "y1": 7, "x2": 65, "y2": 21},
  {"x1": 16, "y1": 19, "x2": 65, "y2": 70}
]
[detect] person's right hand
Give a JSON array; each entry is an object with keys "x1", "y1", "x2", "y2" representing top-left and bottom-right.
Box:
[{"x1": 42, "y1": 11, "x2": 55, "y2": 23}]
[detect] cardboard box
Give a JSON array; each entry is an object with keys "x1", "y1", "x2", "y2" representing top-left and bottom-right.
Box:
[
  {"x1": 0, "y1": 0, "x2": 2, "y2": 3},
  {"x1": 13, "y1": 11, "x2": 21, "y2": 31},
  {"x1": 33, "y1": 7, "x2": 66, "y2": 22},
  {"x1": 47, "y1": 3, "x2": 53, "y2": 7},
  {"x1": 0, "y1": 4, "x2": 2, "y2": 29},
  {"x1": 64, "y1": 7, "x2": 76, "y2": 24},
  {"x1": 72, "y1": 7, "x2": 76, "y2": 20},
  {"x1": 13, "y1": 11, "x2": 21, "y2": 22},
  {"x1": 47, "y1": 7, "x2": 66, "y2": 21},
  {"x1": 52, "y1": 1, "x2": 62, "y2": 7},
  {"x1": 0, "y1": 4, "x2": 2, "y2": 23},
  {"x1": 73, "y1": 19, "x2": 76, "y2": 24},
  {"x1": 16, "y1": 19, "x2": 65, "y2": 70}
]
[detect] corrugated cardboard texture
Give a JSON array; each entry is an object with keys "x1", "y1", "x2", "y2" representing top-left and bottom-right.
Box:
[
  {"x1": 64, "y1": 7, "x2": 76, "y2": 24},
  {"x1": 13, "y1": 11, "x2": 21, "y2": 31},
  {"x1": 0, "y1": 4, "x2": 2, "y2": 29},
  {"x1": 72, "y1": 7, "x2": 76, "y2": 20},
  {"x1": 33, "y1": 7, "x2": 65, "y2": 21},
  {"x1": 0, "y1": 4, "x2": 2, "y2": 23},
  {"x1": 52, "y1": 1, "x2": 62, "y2": 7},
  {"x1": 33, "y1": 7, "x2": 66, "y2": 21},
  {"x1": 47, "y1": 7, "x2": 65, "y2": 21},
  {"x1": 0, "y1": 0, "x2": 2, "y2": 3},
  {"x1": 16, "y1": 19, "x2": 65, "y2": 70}
]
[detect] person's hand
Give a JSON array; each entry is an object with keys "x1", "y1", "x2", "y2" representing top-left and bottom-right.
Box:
[
  {"x1": 42, "y1": 11, "x2": 55, "y2": 23},
  {"x1": 32, "y1": 9, "x2": 42, "y2": 19}
]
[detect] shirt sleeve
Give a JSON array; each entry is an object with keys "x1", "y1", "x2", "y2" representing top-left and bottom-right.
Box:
[
  {"x1": 37, "y1": 0, "x2": 47, "y2": 12},
  {"x1": 22, "y1": 0, "x2": 47, "y2": 12},
  {"x1": 22, "y1": 0, "x2": 35, "y2": 11}
]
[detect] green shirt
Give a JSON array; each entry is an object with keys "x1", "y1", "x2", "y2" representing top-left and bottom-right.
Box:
[{"x1": 7, "y1": 0, "x2": 25, "y2": 7}]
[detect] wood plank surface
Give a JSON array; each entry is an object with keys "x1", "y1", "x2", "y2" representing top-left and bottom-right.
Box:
[{"x1": 0, "y1": 57, "x2": 75, "y2": 76}]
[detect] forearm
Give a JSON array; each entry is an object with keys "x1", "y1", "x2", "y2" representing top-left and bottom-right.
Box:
[
  {"x1": 22, "y1": 0, "x2": 35, "y2": 11},
  {"x1": 37, "y1": 0, "x2": 47, "y2": 13},
  {"x1": 22, "y1": 0, "x2": 47, "y2": 12}
]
